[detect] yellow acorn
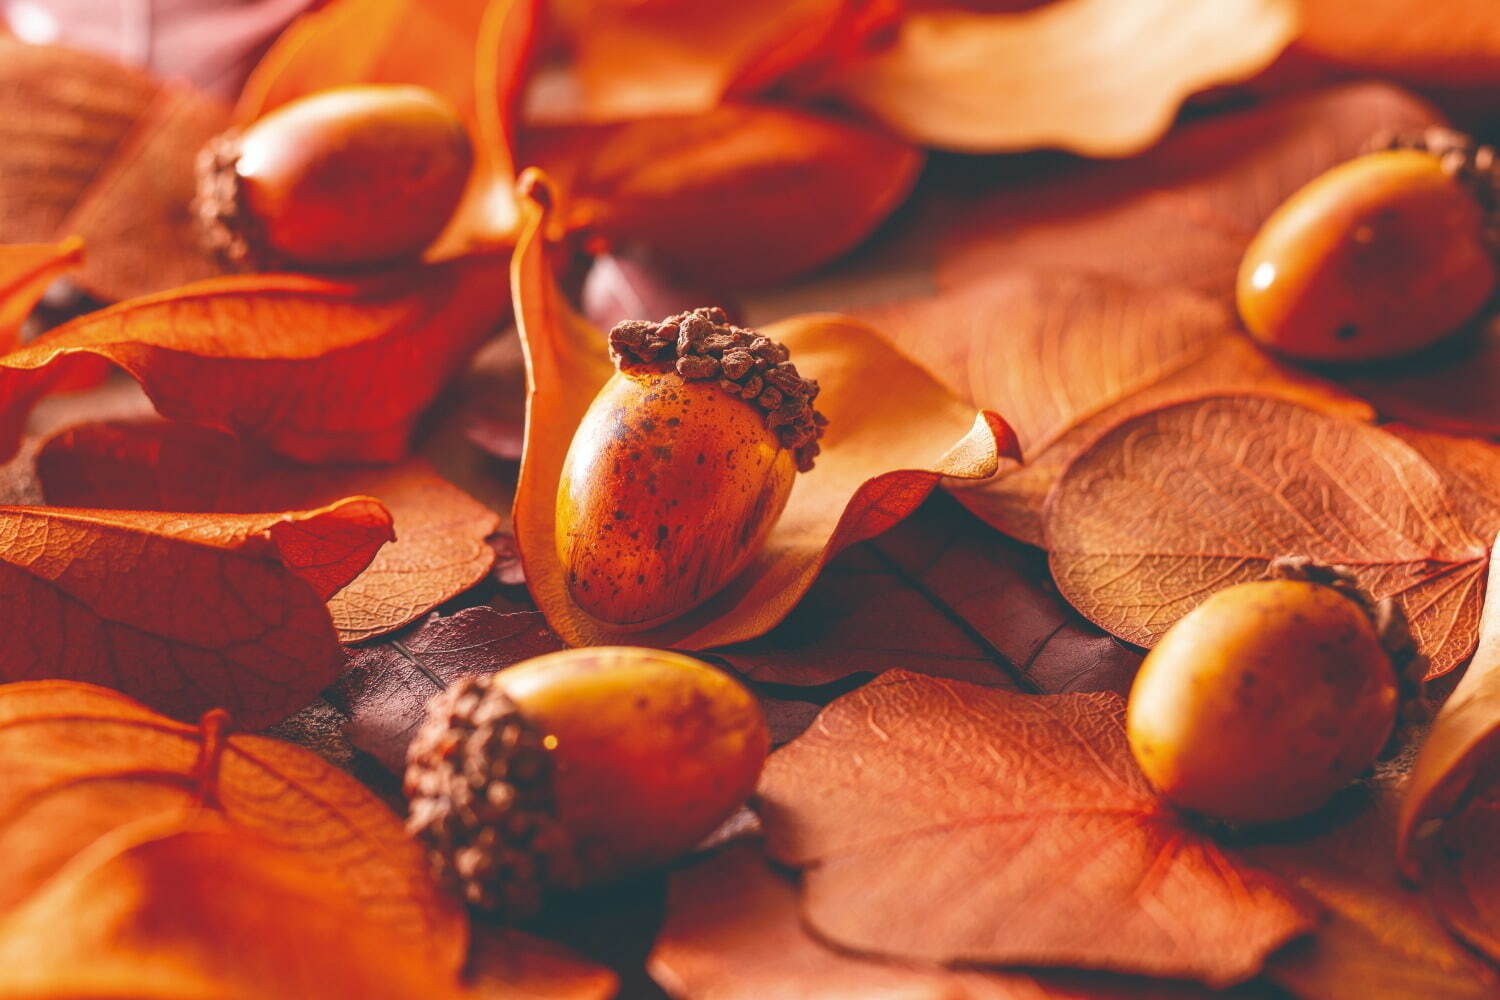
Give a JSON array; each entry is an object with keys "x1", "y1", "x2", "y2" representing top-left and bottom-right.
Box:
[{"x1": 555, "y1": 307, "x2": 826, "y2": 628}]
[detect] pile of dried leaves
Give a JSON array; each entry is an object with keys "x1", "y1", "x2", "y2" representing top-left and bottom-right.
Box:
[{"x1": 4, "y1": 0, "x2": 1500, "y2": 997}]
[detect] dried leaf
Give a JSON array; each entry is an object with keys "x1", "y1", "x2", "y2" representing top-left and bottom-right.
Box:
[
  {"x1": 0, "y1": 499, "x2": 392, "y2": 726},
  {"x1": 0, "y1": 238, "x2": 83, "y2": 349},
  {"x1": 511, "y1": 170, "x2": 1015, "y2": 649},
  {"x1": 37, "y1": 419, "x2": 502, "y2": 642},
  {"x1": 858, "y1": 274, "x2": 1370, "y2": 545},
  {"x1": 1427, "y1": 787, "x2": 1500, "y2": 965},
  {"x1": 757, "y1": 670, "x2": 1315, "y2": 986},
  {"x1": 1046, "y1": 395, "x2": 1488, "y2": 679},
  {"x1": 0, "y1": 680, "x2": 463, "y2": 967},
  {"x1": 0, "y1": 38, "x2": 228, "y2": 301},
  {"x1": 1297, "y1": 0, "x2": 1500, "y2": 90},
  {"x1": 0, "y1": 257, "x2": 508, "y2": 465},
  {"x1": 1341, "y1": 316, "x2": 1500, "y2": 439},
  {"x1": 522, "y1": 104, "x2": 923, "y2": 287},
  {"x1": 468, "y1": 924, "x2": 620, "y2": 1000},
  {"x1": 815, "y1": 0, "x2": 1296, "y2": 155},
  {"x1": 937, "y1": 83, "x2": 1439, "y2": 299},
  {"x1": 580, "y1": 252, "x2": 741, "y2": 339}
]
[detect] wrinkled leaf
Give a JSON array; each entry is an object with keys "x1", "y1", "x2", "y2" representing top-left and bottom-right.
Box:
[
  {"x1": 857, "y1": 274, "x2": 1370, "y2": 544},
  {"x1": 0, "y1": 238, "x2": 83, "y2": 349},
  {"x1": 522, "y1": 104, "x2": 923, "y2": 287},
  {"x1": 1046, "y1": 395, "x2": 1487, "y2": 678},
  {"x1": 0, "y1": 500, "x2": 392, "y2": 726},
  {"x1": 37, "y1": 419, "x2": 501, "y2": 642},
  {"x1": 816, "y1": 0, "x2": 1296, "y2": 155},
  {"x1": 1297, "y1": 0, "x2": 1500, "y2": 90},
  {"x1": 757, "y1": 670, "x2": 1315, "y2": 985},
  {"x1": 0, "y1": 38, "x2": 228, "y2": 301},
  {"x1": 0, "y1": 257, "x2": 508, "y2": 465},
  {"x1": 512, "y1": 170, "x2": 1015, "y2": 649},
  {"x1": 937, "y1": 83, "x2": 1438, "y2": 299}
]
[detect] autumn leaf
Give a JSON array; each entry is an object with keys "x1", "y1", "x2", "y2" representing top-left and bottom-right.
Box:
[
  {"x1": 857, "y1": 274, "x2": 1369, "y2": 545},
  {"x1": 810, "y1": 0, "x2": 1296, "y2": 155},
  {"x1": 37, "y1": 419, "x2": 502, "y2": 642},
  {"x1": 1046, "y1": 395, "x2": 1488, "y2": 679},
  {"x1": 0, "y1": 238, "x2": 83, "y2": 350},
  {"x1": 756, "y1": 670, "x2": 1316, "y2": 986},
  {"x1": 1296, "y1": 0, "x2": 1500, "y2": 90},
  {"x1": 468, "y1": 924, "x2": 620, "y2": 1000},
  {"x1": 0, "y1": 500, "x2": 392, "y2": 726},
  {"x1": 1341, "y1": 315, "x2": 1500, "y2": 439},
  {"x1": 1427, "y1": 787, "x2": 1500, "y2": 966},
  {"x1": 0, "y1": 38, "x2": 228, "y2": 301},
  {"x1": 511, "y1": 169, "x2": 1015, "y2": 649},
  {"x1": 937, "y1": 83, "x2": 1439, "y2": 299},
  {"x1": 0, "y1": 255, "x2": 509, "y2": 465},
  {"x1": 522, "y1": 103, "x2": 923, "y2": 288}
]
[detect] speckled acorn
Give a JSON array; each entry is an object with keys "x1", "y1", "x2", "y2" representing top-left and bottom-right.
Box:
[
  {"x1": 555, "y1": 307, "x2": 827, "y2": 628},
  {"x1": 195, "y1": 84, "x2": 473, "y2": 268},
  {"x1": 1126, "y1": 565, "x2": 1419, "y2": 825},
  {"x1": 404, "y1": 647, "x2": 769, "y2": 916},
  {"x1": 1238, "y1": 131, "x2": 1499, "y2": 362}
]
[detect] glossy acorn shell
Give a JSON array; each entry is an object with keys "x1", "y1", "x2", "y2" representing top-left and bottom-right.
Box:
[
  {"x1": 1126, "y1": 580, "x2": 1398, "y2": 825},
  {"x1": 233, "y1": 85, "x2": 472, "y2": 267},
  {"x1": 495, "y1": 647, "x2": 768, "y2": 883},
  {"x1": 1238, "y1": 149, "x2": 1497, "y2": 362},
  {"x1": 556, "y1": 366, "x2": 796, "y2": 627}
]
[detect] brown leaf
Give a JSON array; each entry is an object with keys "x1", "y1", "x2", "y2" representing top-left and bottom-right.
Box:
[
  {"x1": 468, "y1": 924, "x2": 620, "y2": 1000},
  {"x1": 1297, "y1": 0, "x2": 1500, "y2": 90},
  {"x1": 1427, "y1": 786, "x2": 1500, "y2": 966},
  {"x1": 937, "y1": 83, "x2": 1439, "y2": 300},
  {"x1": 0, "y1": 256, "x2": 508, "y2": 465},
  {"x1": 511, "y1": 169, "x2": 1015, "y2": 649},
  {"x1": 522, "y1": 103, "x2": 924, "y2": 287},
  {"x1": 757, "y1": 670, "x2": 1316, "y2": 986},
  {"x1": 0, "y1": 238, "x2": 83, "y2": 350},
  {"x1": 0, "y1": 680, "x2": 464, "y2": 970},
  {"x1": 37, "y1": 419, "x2": 502, "y2": 642},
  {"x1": 0, "y1": 38, "x2": 228, "y2": 301},
  {"x1": 1341, "y1": 317, "x2": 1500, "y2": 439},
  {"x1": 0, "y1": 499, "x2": 392, "y2": 726},
  {"x1": 1046, "y1": 395, "x2": 1487, "y2": 679},
  {"x1": 858, "y1": 274, "x2": 1370, "y2": 545}
]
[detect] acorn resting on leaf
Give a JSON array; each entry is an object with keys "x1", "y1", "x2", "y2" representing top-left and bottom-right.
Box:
[
  {"x1": 1126, "y1": 559, "x2": 1427, "y2": 825},
  {"x1": 555, "y1": 307, "x2": 827, "y2": 628},
  {"x1": 1238, "y1": 128, "x2": 1500, "y2": 362},
  {"x1": 404, "y1": 647, "x2": 768, "y2": 917},
  {"x1": 195, "y1": 84, "x2": 473, "y2": 269}
]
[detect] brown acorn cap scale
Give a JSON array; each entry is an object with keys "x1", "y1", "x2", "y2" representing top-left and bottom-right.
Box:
[{"x1": 1376, "y1": 126, "x2": 1500, "y2": 255}]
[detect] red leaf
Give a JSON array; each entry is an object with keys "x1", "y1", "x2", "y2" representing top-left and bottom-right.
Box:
[{"x1": 0, "y1": 238, "x2": 83, "y2": 350}]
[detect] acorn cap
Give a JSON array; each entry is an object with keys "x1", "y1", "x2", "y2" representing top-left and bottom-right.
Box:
[
  {"x1": 608, "y1": 306, "x2": 829, "y2": 471},
  {"x1": 193, "y1": 128, "x2": 262, "y2": 269},
  {"x1": 404, "y1": 673, "x2": 581, "y2": 918}
]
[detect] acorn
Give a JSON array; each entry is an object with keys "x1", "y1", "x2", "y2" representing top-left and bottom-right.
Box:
[
  {"x1": 195, "y1": 84, "x2": 473, "y2": 269},
  {"x1": 555, "y1": 307, "x2": 827, "y2": 628},
  {"x1": 404, "y1": 646, "x2": 768, "y2": 917},
  {"x1": 1238, "y1": 128, "x2": 1500, "y2": 362},
  {"x1": 1126, "y1": 560, "x2": 1427, "y2": 825}
]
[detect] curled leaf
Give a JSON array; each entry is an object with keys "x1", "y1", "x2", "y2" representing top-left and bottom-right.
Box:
[
  {"x1": 0, "y1": 256, "x2": 508, "y2": 464},
  {"x1": 1045, "y1": 395, "x2": 1488, "y2": 678},
  {"x1": 815, "y1": 0, "x2": 1297, "y2": 155},
  {"x1": 37, "y1": 419, "x2": 501, "y2": 642},
  {"x1": 0, "y1": 500, "x2": 392, "y2": 726},
  {"x1": 1297, "y1": 0, "x2": 1500, "y2": 90},
  {"x1": 511, "y1": 170, "x2": 1014, "y2": 648},
  {"x1": 522, "y1": 103, "x2": 923, "y2": 287},
  {"x1": 756, "y1": 670, "x2": 1316, "y2": 986},
  {"x1": 0, "y1": 238, "x2": 83, "y2": 349},
  {"x1": 0, "y1": 39, "x2": 228, "y2": 301}
]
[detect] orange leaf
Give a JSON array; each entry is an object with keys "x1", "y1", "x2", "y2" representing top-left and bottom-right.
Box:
[
  {"x1": 37, "y1": 419, "x2": 501, "y2": 642},
  {"x1": 857, "y1": 274, "x2": 1369, "y2": 544},
  {"x1": 511, "y1": 170, "x2": 1014, "y2": 648},
  {"x1": 1045, "y1": 396, "x2": 1487, "y2": 678},
  {"x1": 937, "y1": 83, "x2": 1439, "y2": 300},
  {"x1": 0, "y1": 680, "x2": 463, "y2": 969},
  {"x1": 0, "y1": 39, "x2": 228, "y2": 301},
  {"x1": 0, "y1": 238, "x2": 83, "y2": 350},
  {"x1": 756, "y1": 670, "x2": 1315, "y2": 986},
  {"x1": 1297, "y1": 0, "x2": 1500, "y2": 90},
  {"x1": 1341, "y1": 316, "x2": 1500, "y2": 439},
  {"x1": 0, "y1": 256, "x2": 508, "y2": 465},
  {"x1": 522, "y1": 103, "x2": 923, "y2": 287},
  {"x1": 0, "y1": 500, "x2": 392, "y2": 726},
  {"x1": 814, "y1": 0, "x2": 1297, "y2": 155}
]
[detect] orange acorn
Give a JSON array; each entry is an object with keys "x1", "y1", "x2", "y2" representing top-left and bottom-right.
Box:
[{"x1": 555, "y1": 307, "x2": 826, "y2": 628}]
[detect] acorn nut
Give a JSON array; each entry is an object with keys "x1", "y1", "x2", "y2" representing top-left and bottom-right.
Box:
[
  {"x1": 195, "y1": 84, "x2": 473, "y2": 269},
  {"x1": 555, "y1": 307, "x2": 827, "y2": 628},
  {"x1": 404, "y1": 647, "x2": 769, "y2": 917},
  {"x1": 1238, "y1": 129, "x2": 1500, "y2": 362},
  {"x1": 1126, "y1": 563, "x2": 1424, "y2": 825}
]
